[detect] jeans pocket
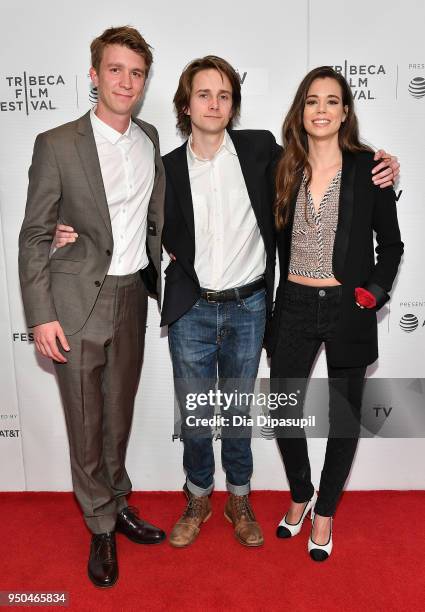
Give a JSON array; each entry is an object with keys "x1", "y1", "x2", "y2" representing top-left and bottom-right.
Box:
[{"x1": 239, "y1": 289, "x2": 266, "y2": 313}]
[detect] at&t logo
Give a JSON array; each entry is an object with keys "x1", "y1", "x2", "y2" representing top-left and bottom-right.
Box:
[
  {"x1": 89, "y1": 85, "x2": 98, "y2": 105},
  {"x1": 399, "y1": 314, "x2": 419, "y2": 332},
  {"x1": 408, "y1": 77, "x2": 425, "y2": 98}
]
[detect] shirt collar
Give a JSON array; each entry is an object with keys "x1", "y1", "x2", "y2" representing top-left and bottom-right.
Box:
[
  {"x1": 90, "y1": 107, "x2": 132, "y2": 144},
  {"x1": 187, "y1": 130, "x2": 237, "y2": 163}
]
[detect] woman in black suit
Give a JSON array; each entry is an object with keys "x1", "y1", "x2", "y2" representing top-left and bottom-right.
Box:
[{"x1": 270, "y1": 66, "x2": 403, "y2": 561}]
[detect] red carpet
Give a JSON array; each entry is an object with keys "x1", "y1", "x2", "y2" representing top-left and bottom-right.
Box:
[{"x1": 0, "y1": 491, "x2": 423, "y2": 611}]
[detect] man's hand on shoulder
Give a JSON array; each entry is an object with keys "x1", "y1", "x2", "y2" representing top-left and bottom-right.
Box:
[
  {"x1": 34, "y1": 321, "x2": 70, "y2": 363},
  {"x1": 372, "y1": 149, "x2": 400, "y2": 188},
  {"x1": 55, "y1": 224, "x2": 78, "y2": 248}
]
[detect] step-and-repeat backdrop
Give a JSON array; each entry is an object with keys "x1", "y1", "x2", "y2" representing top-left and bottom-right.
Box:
[{"x1": 1, "y1": 0, "x2": 424, "y2": 491}]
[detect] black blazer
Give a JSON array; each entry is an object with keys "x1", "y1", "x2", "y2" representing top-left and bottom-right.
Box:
[
  {"x1": 270, "y1": 150, "x2": 404, "y2": 367},
  {"x1": 161, "y1": 130, "x2": 281, "y2": 327}
]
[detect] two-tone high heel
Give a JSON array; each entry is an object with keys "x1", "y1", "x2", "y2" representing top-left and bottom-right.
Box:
[
  {"x1": 308, "y1": 507, "x2": 333, "y2": 561},
  {"x1": 276, "y1": 491, "x2": 318, "y2": 538}
]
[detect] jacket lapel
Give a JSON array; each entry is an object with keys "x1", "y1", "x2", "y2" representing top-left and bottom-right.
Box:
[
  {"x1": 132, "y1": 116, "x2": 165, "y2": 232},
  {"x1": 132, "y1": 117, "x2": 162, "y2": 187},
  {"x1": 228, "y1": 131, "x2": 262, "y2": 225},
  {"x1": 279, "y1": 182, "x2": 300, "y2": 279},
  {"x1": 333, "y1": 150, "x2": 356, "y2": 280},
  {"x1": 287, "y1": 184, "x2": 299, "y2": 231},
  {"x1": 75, "y1": 112, "x2": 112, "y2": 236},
  {"x1": 167, "y1": 142, "x2": 195, "y2": 240},
  {"x1": 133, "y1": 116, "x2": 157, "y2": 149}
]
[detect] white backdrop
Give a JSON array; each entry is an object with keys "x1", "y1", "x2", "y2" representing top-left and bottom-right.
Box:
[{"x1": 0, "y1": 0, "x2": 424, "y2": 492}]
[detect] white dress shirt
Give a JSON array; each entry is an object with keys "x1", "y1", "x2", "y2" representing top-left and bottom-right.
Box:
[
  {"x1": 90, "y1": 109, "x2": 155, "y2": 275},
  {"x1": 187, "y1": 131, "x2": 266, "y2": 290}
]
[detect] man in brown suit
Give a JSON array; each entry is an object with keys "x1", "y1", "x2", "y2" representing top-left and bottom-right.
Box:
[{"x1": 18, "y1": 26, "x2": 165, "y2": 588}]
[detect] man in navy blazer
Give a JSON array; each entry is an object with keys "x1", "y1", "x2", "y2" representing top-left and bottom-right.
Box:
[{"x1": 162, "y1": 56, "x2": 280, "y2": 548}]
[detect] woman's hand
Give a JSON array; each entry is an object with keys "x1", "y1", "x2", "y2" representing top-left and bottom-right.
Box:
[
  {"x1": 355, "y1": 287, "x2": 377, "y2": 309},
  {"x1": 372, "y1": 150, "x2": 400, "y2": 188}
]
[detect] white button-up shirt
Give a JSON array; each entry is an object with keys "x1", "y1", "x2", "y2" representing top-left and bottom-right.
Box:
[
  {"x1": 187, "y1": 131, "x2": 266, "y2": 290},
  {"x1": 90, "y1": 109, "x2": 155, "y2": 275}
]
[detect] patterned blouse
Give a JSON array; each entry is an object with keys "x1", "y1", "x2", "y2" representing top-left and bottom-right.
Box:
[{"x1": 288, "y1": 170, "x2": 341, "y2": 279}]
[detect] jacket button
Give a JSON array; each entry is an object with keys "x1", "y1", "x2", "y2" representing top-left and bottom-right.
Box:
[
  {"x1": 94, "y1": 281, "x2": 101, "y2": 287},
  {"x1": 106, "y1": 249, "x2": 111, "y2": 256}
]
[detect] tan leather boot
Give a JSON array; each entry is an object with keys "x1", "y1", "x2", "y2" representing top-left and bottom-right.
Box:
[
  {"x1": 169, "y1": 485, "x2": 212, "y2": 548},
  {"x1": 224, "y1": 494, "x2": 264, "y2": 547}
]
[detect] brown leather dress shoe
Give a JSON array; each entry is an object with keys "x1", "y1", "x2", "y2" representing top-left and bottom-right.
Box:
[
  {"x1": 87, "y1": 532, "x2": 118, "y2": 588},
  {"x1": 116, "y1": 506, "x2": 166, "y2": 544},
  {"x1": 224, "y1": 494, "x2": 264, "y2": 547},
  {"x1": 169, "y1": 485, "x2": 212, "y2": 548}
]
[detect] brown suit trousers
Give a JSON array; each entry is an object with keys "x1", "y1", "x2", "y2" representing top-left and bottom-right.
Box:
[{"x1": 55, "y1": 272, "x2": 147, "y2": 533}]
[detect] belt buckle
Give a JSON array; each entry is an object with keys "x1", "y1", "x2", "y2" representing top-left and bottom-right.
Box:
[{"x1": 206, "y1": 291, "x2": 217, "y2": 303}]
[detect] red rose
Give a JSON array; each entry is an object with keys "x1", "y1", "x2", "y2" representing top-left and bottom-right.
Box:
[{"x1": 355, "y1": 287, "x2": 376, "y2": 309}]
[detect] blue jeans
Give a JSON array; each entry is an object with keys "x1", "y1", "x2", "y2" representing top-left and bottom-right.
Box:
[{"x1": 168, "y1": 288, "x2": 266, "y2": 497}]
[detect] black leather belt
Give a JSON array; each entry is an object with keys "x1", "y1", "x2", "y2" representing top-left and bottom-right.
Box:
[{"x1": 200, "y1": 279, "x2": 265, "y2": 303}]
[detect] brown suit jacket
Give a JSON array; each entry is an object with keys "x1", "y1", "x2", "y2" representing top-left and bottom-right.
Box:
[{"x1": 18, "y1": 111, "x2": 165, "y2": 335}]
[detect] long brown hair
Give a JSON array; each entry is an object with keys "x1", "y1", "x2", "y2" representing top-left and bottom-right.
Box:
[
  {"x1": 173, "y1": 55, "x2": 241, "y2": 137},
  {"x1": 274, "y1": 66, "x2": 371, "y2": 229}
]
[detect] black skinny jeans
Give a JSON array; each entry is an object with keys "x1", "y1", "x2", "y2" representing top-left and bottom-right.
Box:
[{"x1": 270, "y1": 281, "x2": 366, "y2": 516}]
